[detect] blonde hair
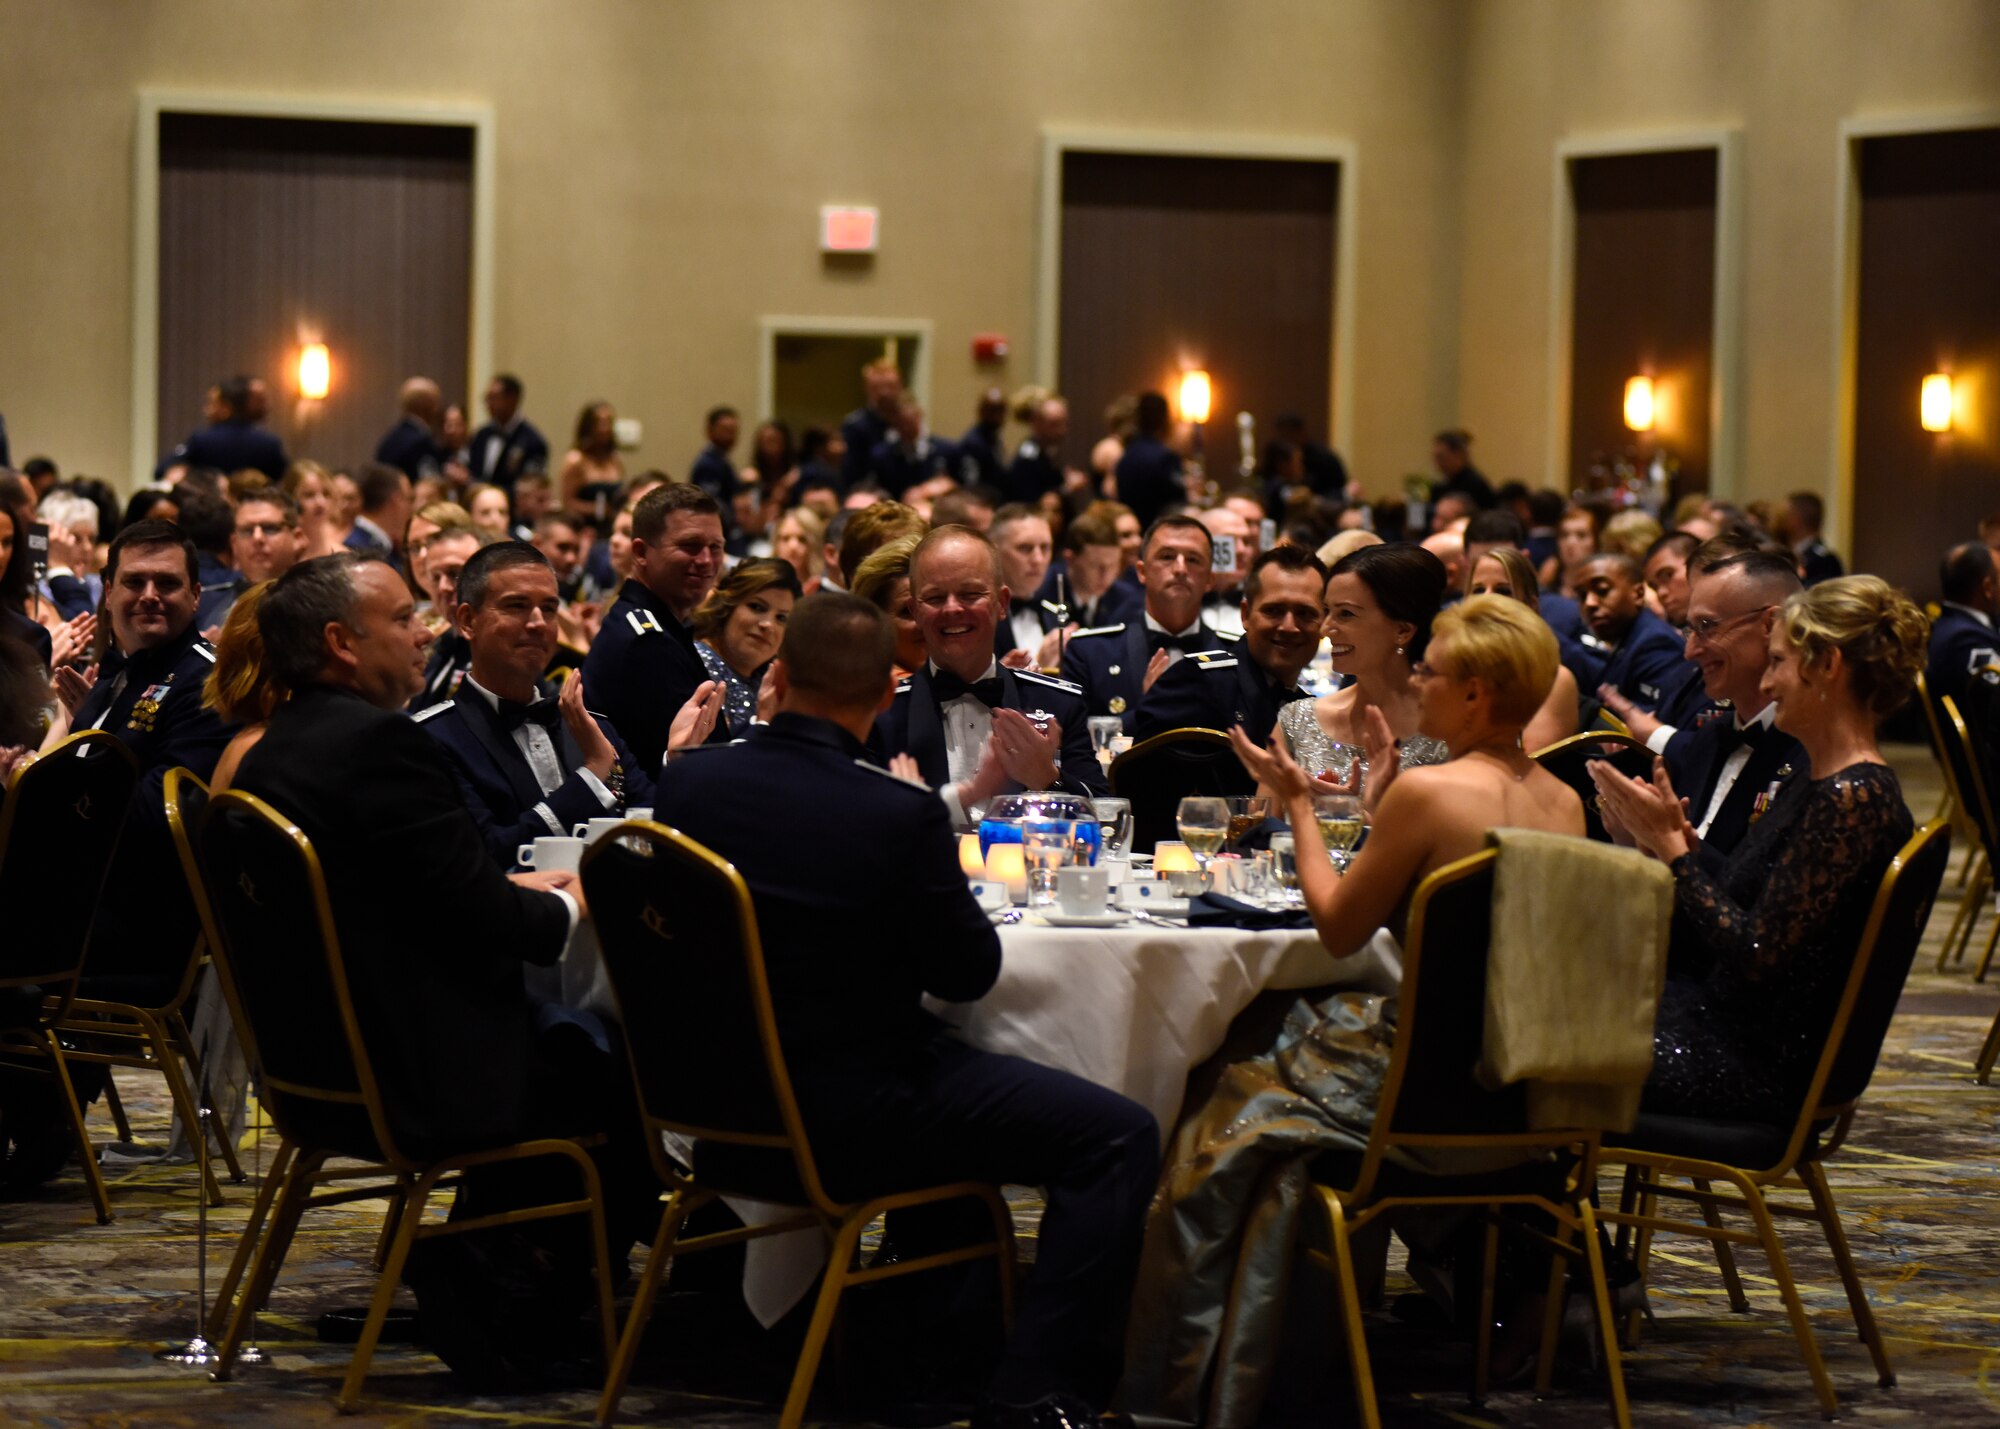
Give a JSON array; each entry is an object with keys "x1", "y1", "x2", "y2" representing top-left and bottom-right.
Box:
[
  {"x1": 1465, "y1": 546, "x2": 1540, "y2": 605},
  {"x1": 1315, "y1": 528, "x2": 1383, "y2": 568},
  {"x1": 777, "y1": 505, "x2": 827, "y2": 580},
  {"x1": 850, "y1": 533, "x2": 922, "y2": 610},
  {"x1": 1779, "y1": 575, "x2": 1929, "y2": 721},
  {"x1": 203, "y1": 581, "x2": 287, "y2": 725},
  {"x1": 415, "y1": 500, "x2": 472, "y2": 531},
  {"x1": 1601, "y1": 509, "x2": 1664, "y2": 564},
  {"x1": 1428, "y1": 593, "x2": 1559, "y2": 727}
]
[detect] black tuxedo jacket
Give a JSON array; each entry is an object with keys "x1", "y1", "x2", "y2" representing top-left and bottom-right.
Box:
[
  {"x1": 375, "y1": 417, "x2": 442, "y2": 482},
  {"x1": 468, "y1": 418, "x2": 550, "y2": 491},
  {"x1": 869, "y1": 663, "x2": 1108, "y2": 800},
  {"x1": 416, "y1": 688, "x2": 656, "y2": 868},
  {"x1": 1664, "y1": 713, "x2": 1804, "y2": 859},
  {"x1": 230, "y1": 684, "x2": 573, "y2": 1155}
]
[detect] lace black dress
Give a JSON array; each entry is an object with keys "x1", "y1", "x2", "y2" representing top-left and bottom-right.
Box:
[{"x1": 1643, "y1": 763, "x2": 1911, "y2": 1122}]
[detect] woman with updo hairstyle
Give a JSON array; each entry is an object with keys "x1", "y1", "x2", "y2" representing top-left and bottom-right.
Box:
[
  {"x1": 1464, "y1": 545, "x2": 1580, "y2": 748},
  {"x1": 1592, "y1": 574, "x2": 1929, "y2": 1121},
  {"x1": 1270, "y1": 542, "x2": 1450, "y2": 790},
  {"x1": 204, "y1": 581, "x2": 287, "y2": 792},
  {"x1": 849, "y1": 533, "x2": 925, "y2": 679},
  {"x1": 690, "y1": 558, "x2": 803, "y2": 735}
]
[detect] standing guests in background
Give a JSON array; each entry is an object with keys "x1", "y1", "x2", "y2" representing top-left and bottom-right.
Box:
[
  {"x1": 375, "y1": 377, "x2": 445, "y2": 485},
  {"x1": 1577, "y1": 551, "x2": 1687, "y2": 710},
  {"x1": 956, "y1": 386, "x2": 1009, "y2": 490},
  {"x1": 1005, "y1": 395, "x2": 1077, "y2": 509},
  {"x1": 689, "y1": 405, "x2": 747, "y2": 554},
  {"x1": 344, "y1": 461, "x2": 413, "y2": 565},
  {"x1": 282, "y1": 461, "x2": 343, "y2": 559},
  {"x1": 581, "y1": 483, "x2": 729, "y2": 773},
  {"x1": 1786, "y1": 490, "x2": 1845, "y2": 585},
  {"x1": 1272, "y1": 412, "x2": 1350, "y2": 499},
  {"x1": 1928, "y1": 541, "x2": 2000, "y2": 716},
  {"x1": 1114, "y1": 391, "x2": 1186, "y2": 528},
  {"x1": 163, "y1": 374, "x2": 287, "y2": 481},
  {"x1": 870, "y1": 398, "x2": 957, "y2": 499},
  {"x1": 560, "y1": 401, "x2": 625, "y2": 521},
  {"x1": 840, "y1": 360, "x2": 905, "y2": 491},
  {"x1": 1429, "y1": 428, "x2": 1495, "y2": 510},
  {"x1": 692, "y1": 557, "x2": 801, "y2": 735},
  {"x1": 468, "y1": 372, "x2": 549, "y2": 493},
  {"x1": 1062, "y1": 515, "x2": 1221, "y2": 734}
]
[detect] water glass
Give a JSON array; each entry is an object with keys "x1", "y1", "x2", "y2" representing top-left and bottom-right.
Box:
[
  {"x1": 1269, "y1": 833, "x2": 1303, "y2": 908},
  {"x1": 1088, "y1": 716, "x2": 1124, "y2": 773},
  {"x1": 1022, "y1": 818, "x2": 1075, "y2": 909},
  {"x1": 1313, "y1": 791, "x2": 1366, "y2": 873},
  {"x1": 1090, "y1": 797, "x2": 1134, "y2": 861}
]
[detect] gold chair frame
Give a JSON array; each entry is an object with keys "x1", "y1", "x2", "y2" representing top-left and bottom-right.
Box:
[
  {"x1": 1918, "y1": 670, "x2": 1986, "y2": 915},
  {"x1": 585, "y1": 820, "x2": 1016, "y2": 1429},
  {"x1": 193, "y1": 788, "x2": 615, "y2": 1413},
  {"x1": 1937, "y1": 692, "x2": 2000, "y2": 978},
  {"x1": 1599, "y1": 818, "x2": 1951, "y2": 1421},
  {"x1": 0, "y1": 730, "x2": 141, "y2": 1223},
  {"x1": 1278, "y1": 850, "x2": 1632, "y2": 1429}
]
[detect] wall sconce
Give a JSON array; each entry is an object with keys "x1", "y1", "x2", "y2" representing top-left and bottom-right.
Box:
[
  {"x1": 298, "y1": 343, "x2": 331, "y2": 401},
  {"x1": 1178, "y1": 369, "x2": 1212, "y2": 425},
  {"x1": 1921, "y1": 373, "x2": 1954, "y2": 433},
  {"x1": 1623, "y1": 375, "x2": 1655, "y2": 433}
]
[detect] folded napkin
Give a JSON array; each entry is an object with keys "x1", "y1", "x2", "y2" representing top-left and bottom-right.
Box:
[
  {"x1": 1479, "y1": 827, "x2": 1673, "y2": 1133},
  {"x1": 1187, "y1": 892, "x2": 1314, "y2": 931}
]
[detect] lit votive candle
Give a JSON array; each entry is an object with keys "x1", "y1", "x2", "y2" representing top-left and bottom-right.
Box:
[
  {"x1": 1154, "y1": 841, "x2": 1198, "y2": 874},
  {"x1": 984, "y1": 843, "x2": 1029, "y2": 902},
  {"x1": 960, "y1": 832, "x2": 987, "y2": 878}
]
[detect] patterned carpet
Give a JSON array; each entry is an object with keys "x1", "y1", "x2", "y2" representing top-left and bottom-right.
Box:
[{"x1": 3, "y1": 745, "x2": 1998, "y2": 1426}]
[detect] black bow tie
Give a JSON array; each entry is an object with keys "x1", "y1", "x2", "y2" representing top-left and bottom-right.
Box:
[
  {"x1": 933, "y1": 669, "x2": 1005, "y2": 708},
  {"x1": 1720, "y1": 720, "x2": 1767, "y2": 753},
  {"x1": 1148, "y1": 629, "x2": 1205, "y2": 655},
  {"x1": 497, "y1": 696, "x2": 561, "y2": 732}
]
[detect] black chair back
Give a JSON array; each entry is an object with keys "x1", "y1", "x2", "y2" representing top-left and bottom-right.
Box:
[
  {"x1": 196, "y1": 789, "x2": 388, "y2": 1162},
  {"x1": 1942, "y1": 694, "x2": 2000, "y2": 867},
  {"x1": 583, "y1": 822, "x2": 838, "y2": 1211},
  {"x1": 1532, "y1": 732, "x2": 1655, "y2": 842},
  {"x1": 0, "y1": 732, "x2": 139, "y2": 1020},
  {"x1": 1109, "y1": 727, "x2": 1254, "y2": 854}
]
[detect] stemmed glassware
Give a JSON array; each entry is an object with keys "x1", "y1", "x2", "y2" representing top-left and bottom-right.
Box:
[
  {"x1": 1090, "y1": 797, "x2": 1134, "y2": 863},
  {"x1": 1175, "y1": 796, "x2": 1229, "y2": 887},
  {"x1": 1313, "y1": 791, "x2": 1366, "y2": 874},
  {"x1": 1087, "y1": 716, "x2": 1124, "y2": 776},
  {"x1": 1268, "y1": 833, "x2": 1303, "y2": 908}
]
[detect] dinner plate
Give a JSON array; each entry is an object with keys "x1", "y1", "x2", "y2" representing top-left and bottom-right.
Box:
[{"x1": 1032, "y1": 910, "x2": 1132, "y2": 928}]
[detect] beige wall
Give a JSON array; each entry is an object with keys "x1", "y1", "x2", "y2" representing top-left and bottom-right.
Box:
[
  {"x1": 1456, "y1": 0, "x2": 2000, "y2": 546},
  {"x1": 0, "y1": 0, "x2": 1464, "y2": 494}
]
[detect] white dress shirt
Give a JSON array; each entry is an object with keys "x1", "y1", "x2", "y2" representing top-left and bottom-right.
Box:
[
  {"x1": 1009, "y1": 604, "x2": 1045, "y2": 657},
  {"x1": 461, "y1": 675, "x2": 616, "y2": 832},
  {"x1": 1144, "y1": 610, "x2": 1209, "y2": 669},
  {"x1": 936, "y1": 658, "x2": 999, "y2": 828},
  {"x1": 1694, "y1": 702, "x2": 1779, "y2": 840}
]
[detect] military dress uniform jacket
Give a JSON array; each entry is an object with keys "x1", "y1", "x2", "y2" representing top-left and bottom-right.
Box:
[
  {"x1": 1002, "y1": 441, "x2": 1065, "y2": 507},
  {"x1": 1060, "y1": 622, "x2": 1238, "y2": 735},
  {"x1": 1662, "y1": 712, "x2": 1804, "y2": 862},
  {"x1": 869, "y1": 663, "x2": 1110, "y2": 802},
  {"x1": 409, "y1": 631, "x2": 472, "y2": 713},
  {"x1": 1133, "y1": 644, "x2": 1302, "y2": 746},
  {"x1": 1113, "y1": 436, "x2": 1187, "y2": 528},
  {"x1": 580, "y1": 580, "x2": 728, "y2": 776},
  {"x1": 415, "y1": 687, "x2": 656, "y2": 869},
  {"x1": 375, "y1": 417, "x2": 443, "y2": 483},
  {"x1": 1597, "y1": 607, "x2": 1690, "y2": 712},
  {"x1": 1928, "y1": 604, "x2": 2000, "y2": 717}
]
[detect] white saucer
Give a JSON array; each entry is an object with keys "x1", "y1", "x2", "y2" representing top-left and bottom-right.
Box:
[
  {"x1": 1033, "y1": 910, "x2": 1132, "y2": 928},
  {"x1": 1118, "y1": 893, "x2": 1190, "y2": 916}
]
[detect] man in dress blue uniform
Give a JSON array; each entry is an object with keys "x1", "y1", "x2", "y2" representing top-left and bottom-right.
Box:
[
  {"x1": 416, "y1": 543, "x2": 658, "y2": 868},
  {"x1": 1134, "y1": 544, "x2": 1327, "y2": 745},
  {"x1": 1577, "y1": 552, "x2": 1690, "y2": 712},
  {"x1": 688, "y1": 406, "x2": 747, "y2": 554},
  {"x1": 1030, "y1": 512, "x2": 1139, "y2": 636},
  {"x1": 581, "y1": 483, "x2": 729, "y2": 775},
  {"x1": 164, "y1": 375, "x2": 288, "y2": 481},
  {"x1": 840, "y1": 359, "x2": 904, "y2": 490},
  {"x1": 1002, "y1": 396, "x2": 1073, "y2": 509},
  {"x1": 872, "y1": 526, "x2": 1107, "y2": 828},
  {"x1": 657, "y1": 594, "x2": 1158, "y2": 1426},
  {"x1": 467, "y1": 373, "x2": 550, "y2": 495},
  {"x1": 345, "y1": 461, "x2": 413, "y2": 568},
  {"x1": 1061, "y1": 515, "x2": 1223, "y2": 735},
  {"x1": 1113, "y1": 391, "x2": 1186, "y2": 528},
  {"x1": 1929, "y1": 541, "x2": 2000, "y2": 717},
  {"x1": 375, "y1": 376, "x2": 445, "y2": 484},
  {"x1": 955, "y1": 386, "x2": 1008, "y2": 490},
  {"x1": 1786, "y1": 491, "x2": 1845, "y2": 586},
  {"x1": 870, "y1": 398, "x2": 959, "y2": 498}
]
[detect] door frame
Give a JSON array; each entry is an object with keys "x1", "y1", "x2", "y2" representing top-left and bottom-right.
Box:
[
  {"x1": 756, "y1": 314, "x2": 935, "y2": 426},
  {"x1": 1035, "y1": 126, "x2": 1357, "y2": 459},
  {"x1": 1545, "y1": 126, "x2": 1743, "y2": 500},
  {"x1": 132, "y1": 88, "x2": 496, "y2": 490}
]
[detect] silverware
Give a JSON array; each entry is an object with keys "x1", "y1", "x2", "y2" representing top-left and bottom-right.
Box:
[{"x1": 1128, "y1": 910, "x2": 1185, "y2": 929}]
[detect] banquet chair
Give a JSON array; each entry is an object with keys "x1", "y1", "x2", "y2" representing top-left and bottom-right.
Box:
[
  {"x1": 1600, "y1": 817, "x2": 1950, "y2": 1419},
  {"x1": 1530, "y1": 731, "x2": 1655, "y2": 843},
  {"x1": 1274, "y1": 849, "x2": 1633, "y2": 1429},
  {"x1": 0, "y1": 730, "x2": 140, "y2": 1224},
  {"x1": 1109, "y1": 726, "x2": 1254, "y2": 854},
  {"x1": 1916, "y1": 670, "x2": 1982, "y2": 901},
  {"x1": 582, "y1": 820, "x2": 1016, "y2": 1429},
  {"x1": 1936, "y1": 693, "x2": 1999, "y2": 976},
  {"x1": 195, "y1": 788, "x2": 616, "y2": 1411},
  {"x1": 51, "y1": 767, "x2": 245, "y2": 1207}
]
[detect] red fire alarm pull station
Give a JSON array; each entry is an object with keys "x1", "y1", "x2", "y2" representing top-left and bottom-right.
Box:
[
  {"x1": 972, "y1": 333, "x2": 1009, "y2": 364},
  {"x1": 820, "y1": 206, "x2": 879, "y2": 254}
]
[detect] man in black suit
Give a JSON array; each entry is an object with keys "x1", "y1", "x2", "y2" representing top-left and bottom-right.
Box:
[
  {"x1": 1578, "y1": 552, "x2": 1690, "y2": 711},
  {"x1": 416, "y1": 542, "x2": 658, "y2": 868},
  {"x1": 1062, "y1": 515, "x2": 1223, "y2": 734},
  {"x1": 1003, "y1": 396, "x2": 1074, "y2": 508},
  {"x1": 1786, "y1": 490, "x2": 1845, "y2": 586},
  {"x1": 344, "y1": 461, "x2": 412, "y2": 564},
  {"x1": 658, "y1": 594, "x2": 1158, "y2": 1426},
  {"x1": 580, "y1": 483, "x2": 729, "y2": 774},
  {"x1": 872, "y1": 526, "x2": 1106, "y2": 829},
  {"x1": 840, "y1": 359, "x2": 904, "y2": 490},
  {"x1": 956, "y1": 386, "x2": 1008, "y2": 490},
  {"x1": 1430, "y1": 428, "x2": 1496, "y2": 510},
  {"x1": 375, "y1": 376, "x2": 445, "y2": 484},
  {"x1": 1929, "y1": 541, "x2": 2000, "y2": 717},
  {"x1": 468, "y1": 373, "x2": 550, "y2": 494},
  {"x1": 1135, "y1": 544, "x2": 1327, "y2": 745},
  {"x1": 1113, "y1": 391, "x2": 1186, "y2": 528},
  {"x1": 688, "y1": 405, "x2": 747, "y2": 554},
  {"x1": 870, "y1": 398, "x2": 958, "y2": 498},
  {"x1": 167, "y1": 374, "x2": 288, "y2": 480}
]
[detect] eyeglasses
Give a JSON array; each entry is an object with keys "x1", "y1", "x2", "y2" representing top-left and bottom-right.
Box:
[
  {"x1": 234, "y1": 521, "x2": 292, "y2": 538},
  {"x1": 1686, "y1": 605, "x2": 1774, "y2": 645}
]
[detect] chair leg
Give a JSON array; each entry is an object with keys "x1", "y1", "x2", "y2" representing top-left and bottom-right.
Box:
[
  {"x1": 170, "y1": 1011, "x2": 244, "y2": 1183},
  {"x1": 206, "y1": 1137, "x2": 296, "y2": 1343},
  {"x1": 982, "y1": 1189, "x2": 1018, "y2": 1333},
  {"x1": 335, "y1": 1172, "x2": 432, "y2": 1413},
  {"x1": 1578, "y1": 1200, "x2": 1633, "y2": 1429},
  {"x1": 1533, "y1": 1219, "x2": 1572, "y2": 1397},
  {"x1": 1798, "y1": 1161, "x2": 1895, "y2": 1388},
  {"x1": 596, "y1": 1194, "x2": 692, "y2": 1428},
  {"x1": 1976, "y1": 1004, "x2": 2000, "y2": 1084},
  {"x1": 1951, "y1": 868, "x2": 1992, "y2": 965},
  {"x1": 100, "y1": 1072, "x2": 133, "y2": 1143},
  {"x1": 779, "y1": 1213, "x2": 868, "y2": 1429},
  {"x1": 1691, "y1": 1177, "x2": 1750, "y2": 1312},
  {"x1": 1323, "y1": 1194, "x2": 1382, "y2": 1429},
  {"x1": 373, "y1": 1184, "x2": 407, "y2": 1270},
  {"x1": 150, "y1": 1019, "x2": 225, "y2": 1207},
  {"x1": 1471, "y1": 1219, "x2": 1500, "y2": 1405},
  {"x1": 1730, "y1": 1168, "x2": 1838, "y2": 1419},
  {"x1": 42, "y1": 1031, "x2": 111, "y2": 1225},
  {"x1": 1974, "y1": 910, "x2": 2000, "y2": 984},
  {"x1": 213, "y1": 1149, "x2": 321, "y2": 1378},
  {"x1": 1623, "y1": 1174, "x2": 1659, "y2": 1348}
]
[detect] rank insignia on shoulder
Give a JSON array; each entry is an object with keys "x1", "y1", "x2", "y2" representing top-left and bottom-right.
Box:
[
  {"x1": 411, "y1": 701, "x2": 455, "y2": 722},
  {"x1": 1192, "y1": 655, "x2": 1239, "y2": 670},
  {"x1": 854, "y1": 758, "x2": 928, "y2": 789},
  {"x1": 1072, "y1": 624, "x2": 1126, "y2": 638},
  {"x1": 1015, "y1": 669, "x2": 1082, "y2": 694},
  {"x1": 626, "y1": 609, "x2": 665, "y2": 637}
]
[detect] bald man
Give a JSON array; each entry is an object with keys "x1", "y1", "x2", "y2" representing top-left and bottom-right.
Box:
[{"x1": 376, "y1": 375, "x2": 446, "y2": 484}]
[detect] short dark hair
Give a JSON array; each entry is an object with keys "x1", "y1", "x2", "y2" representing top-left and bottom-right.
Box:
[
  {"x1": 219, "y1": 374, "x2": 255, "y2": 419},
  {"x1": 988, "y1": 503, "x2": 1047, "y2": 539},
  {"x1": 235, "y1": 488, "x2": 301, "y2": 526},
  {"x1": 1644, "y1": 530, "x2": 1701, "y2": 566},
  {"x1": 705, "y1": 405, "x2": 737, "y2": 430},
  {"x1": 105, "y1": 518, "x2": 200, "y2": 591},
  {"x1": 1787, "y1": 491, "x2": 1825, "y2": 531},
  {"x1": 456, "y1": 540, "x2": 552, "y2": 611},
  {"x1": 779, "y1": 592, "x2": 894, "y2": 709},
  {"x1": 1941, "y1": 541, "x2": 1996, "y2": 604},
  {"x1": 1688, "y1": 530, "x2": 1767, "y2": 575},
  {"x1": 21, "y1": 457, "x2": 57, "y2": 483},
  {"x1": 1063, "y1": 513, "x2": 1120, "y2": 553},
  {"x1": 1580, "y1": 550, "x2": 1644, "y2": 584},
  {"x1": 1135, "y1": 391, "x2": 1171, "y2": 435},
  {"x1": 1141, "y1": 513, "x2": 1214, "y2": 560},
  {"x1": 1243, "y1": 544, "x2": 1330, "y2": 607},
  {"x1": 533, "y1": 512, "x2": 581, "y2": 541},
  {"x1": 258, "y1": 552, "x2": 372, "y2": 690},
  {"x1": 1434, "y1": 428, "x2": 1472, "y2": 453},
  {"x1": 929, "y1": 488, "x2": 994, "y2": 529},
  {"x1": 1699, "y1": 549, "x2": 1804, "y2": 603},
  {"x1": 490, "y1": 372, "x2": 524, "y2": 400},
  {"x1": 1527, "y1": 488, "x2": 1567, "y2": 527},
  {"x1": 357, "y1": 462, "x2": 408, "y2": 513},
  {"x1": 1328, "y1": 542, "x2": 1449, "y2": 660},
  {"x1": 632, "y1": 482, "x2": 723, "y2": 543},
  {"x1": 175, "y1": 490, "x2": 236, "y2": 555},
  {"x1": 1463, "y1": 509, "x2": 1525, "y2": 548}
]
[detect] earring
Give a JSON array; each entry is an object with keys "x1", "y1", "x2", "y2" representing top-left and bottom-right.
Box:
[{"x1": 1396, "y1": 645, "x2": 1405, "y2": 656}]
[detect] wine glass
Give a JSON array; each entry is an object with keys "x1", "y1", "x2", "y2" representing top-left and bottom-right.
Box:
[
  {"x1": 1022, "y1": 818, "x2": 1075, "y2": 909},
  {"x1": 1312, "y1": 791, "x2": 1366, "y2": 873},
  {"x1": 1223, "y1": 794, "x2": 1275, "y2": 852},
  {"x1": 1087, "y1": 716, "x2": 1124, "y2": 775},
  {"x1": 1090, "y1": 797, "x2": 1134, "y2": 862},
  {"x1": 1269, "y1": 833, "x2": 1303, "y2": 908},
  {"x1": 1176, "y1": 796, "x2": 1230, "y2": 885}
]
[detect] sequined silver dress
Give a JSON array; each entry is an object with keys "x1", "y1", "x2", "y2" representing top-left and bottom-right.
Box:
[{"x1": 1275, "y1": 696, "x2": 1449, "y2": 783}]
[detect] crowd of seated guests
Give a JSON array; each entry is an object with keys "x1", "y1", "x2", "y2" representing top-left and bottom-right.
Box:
[{"x1": 4, "y1": 358, "x2": 1998, "y2": 1427}]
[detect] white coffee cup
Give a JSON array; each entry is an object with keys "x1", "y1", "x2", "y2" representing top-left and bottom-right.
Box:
[
  {"x1": 625, "y1": 807, "x2": 653, "y2": 822},
  {"x1": 517, "y1": 835, "x2": 585, "y2": 873},
  {"x1": 573, "y1": 817, "x2": 627, "y2": 844},
  {"x1": 1056, "y1": 866, "x2": 1110, "y2": 917}
]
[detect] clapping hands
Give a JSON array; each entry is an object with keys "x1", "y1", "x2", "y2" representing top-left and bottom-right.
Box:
[
  {"x1": 1588, "y1": 756, "x2": 1697, "y2": 864},
  {"x1": 667, "y1": 680, "x2": 725, "y2": 754}
]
